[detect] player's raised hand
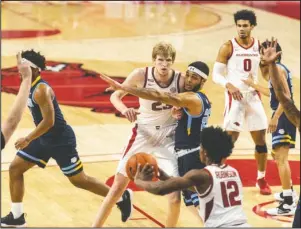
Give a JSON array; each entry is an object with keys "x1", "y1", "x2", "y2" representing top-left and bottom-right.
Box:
[
  {"x1": 16, "y1": 52, "x2": 32, "y2": 79},
  {"x1": 98, "y1": 73, "x2": 123, "y2": 91},
  {"x1": 134, "y1": 163, "x2": 154, "y2": 182},
  {"x1": 260, "y1": 37, "x2": 282, "y2": 65}
]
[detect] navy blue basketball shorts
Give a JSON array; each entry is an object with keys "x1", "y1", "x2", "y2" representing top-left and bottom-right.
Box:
[
  {"x1": 272, "y1": 112, "x2": 296, "y2": 149},
  {"x1": 17, "y1": 138, "x2": 83, "y2": 177},
  {"x1": 177, "y1": 147, "x2": 206, "y2": 207}
]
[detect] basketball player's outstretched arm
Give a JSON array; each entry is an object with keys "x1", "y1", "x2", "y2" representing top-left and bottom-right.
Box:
[
  {"x1": 134, "y1": 164, "x2": 211, "y2": 196},
  {"x1": 15, "y1": 84, "x2": 55, "y2": 149},
  {"x1": 242, "y1": 73, "x2": 270, "y2": 96},
  {"x1": 261, "y1": 38, "x2": 300, "y2": 130},
  {"x1": 1, "y1": 53, "x2": 32, "y2": 146},
  {"x1": 109, "y1": 68, "x2": 145, "y2": 122},
  {"x1": 99, "y1": 72, "x2": 202, "y2": 115},
  {"x1": 213, "y1": 41, "x2": 243, "y2": 100}
]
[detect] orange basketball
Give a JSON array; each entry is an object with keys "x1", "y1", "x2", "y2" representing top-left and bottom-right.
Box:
[{"x1": 126, "y1": 152, "x2": 159, "y2": 181}]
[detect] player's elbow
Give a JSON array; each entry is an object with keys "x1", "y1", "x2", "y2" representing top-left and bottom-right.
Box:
[{"x1": 110, "y1": 91, "x2": 123, "y2": 104}]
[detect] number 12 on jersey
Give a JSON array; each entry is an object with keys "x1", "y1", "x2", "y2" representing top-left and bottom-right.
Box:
[{"x1": 220, "y1": 181, "x2": 242, "y2": 207}]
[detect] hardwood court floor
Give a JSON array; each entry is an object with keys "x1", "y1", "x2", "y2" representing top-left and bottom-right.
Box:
[{"x1": 1, "y1": 1, "x2": 300, "y2": 227}]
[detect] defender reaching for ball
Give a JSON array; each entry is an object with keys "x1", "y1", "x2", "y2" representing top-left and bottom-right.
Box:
[{"x1": 98, "y1": 61, "x2": 211, "y2": 219}]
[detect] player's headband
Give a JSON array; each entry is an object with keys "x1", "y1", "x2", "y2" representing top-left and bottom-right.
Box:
[
  {"x1": 187, "y1": 66, "x2": 208, "y2": 79},
  {"x1": 21, "y1": 58, "x2": 41, "y2": 71}
]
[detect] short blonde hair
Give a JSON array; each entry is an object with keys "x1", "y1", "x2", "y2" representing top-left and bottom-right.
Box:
[{"x1": 152, "y1": 42, "x2": 176, "y2": 62}]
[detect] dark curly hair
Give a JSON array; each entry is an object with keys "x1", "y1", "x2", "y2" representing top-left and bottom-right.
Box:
[
  {"x1": 234, "y1": 9, "x2": 257, "y2": 26},
  {"x1": 200, "y1": 126, "x2": 234, "y2": 163},
  {"x1": 21, "y1": 49, "x2": 46, "y2": 71}
]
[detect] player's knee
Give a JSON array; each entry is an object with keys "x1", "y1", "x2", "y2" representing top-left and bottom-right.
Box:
[
  {"x1": 255, "y1": 144, "x2": 267, "y2": 154},
  {"x1": 69, "y1": 172, "x2": 87, "y2": 188},
  {"x1": 9, "y1": 160, "x2": 25, "y2": 177}
]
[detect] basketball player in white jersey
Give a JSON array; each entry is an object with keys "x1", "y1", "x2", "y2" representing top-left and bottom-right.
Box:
[
  {"x1": 133, "y1": 126, "x2": 249, "y2": 227},
  {"x1": 93, "y1": 42, "x2": 184, "y2": 227},
  {"x1": 212, "y1": 10, "x2": 271, "y2": 195}
]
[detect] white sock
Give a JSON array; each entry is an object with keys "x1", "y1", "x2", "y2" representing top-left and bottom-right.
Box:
[
  {"x1": 283, "y1": 189, "x2": 293, "y2": 197},
  {"x1": 11, "y1": 203, "x2": 23, "y2": 219},
  {"x1": 257, "y1": 171, "x2": 265, "y2": 180}
]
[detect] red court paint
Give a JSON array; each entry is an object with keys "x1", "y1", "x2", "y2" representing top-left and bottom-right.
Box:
[
  {"x1": 252, "y1": 200, "x2": 294, "y2": 223},
  {"x1": 2, "y1": 30, "x2": 61, "y2": 39},
  {"x1": 1, "y1": 61, "x2": 139, "y2": 117}
]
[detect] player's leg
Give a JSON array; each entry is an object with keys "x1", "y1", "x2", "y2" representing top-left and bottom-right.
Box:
[
  {"x1": 92, "y1": 124, "x2": 146, "y2": 226},
  {"x1": 247, "y1": 92, "x2": 270, "y2": 195},
  {"x1": 267, "y1": 114, "x2": 297, "y2": 215},
  {"x1": 1, "y1": 140, "x2": 49, "y2": 227},
  {"x1": 53, "y1": 145, "x2": 132, "y2": 225},
  {"x1": 267, "y1": 145, "x2": 296, "y2": 215},
  {"x1": 249, "y1": 129, "x2": 271, "y2": 195},
  {"x1": 155, "y1": 135, "x2": 181, "y2": 228},
  {"x1": 177, "y1": 148, "x2": 204, "y2": 223},
  {"x1": 92, "y1": 173, "x2": 130, "y2": 227}
]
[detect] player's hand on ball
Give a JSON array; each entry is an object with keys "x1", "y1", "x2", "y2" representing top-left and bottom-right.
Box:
[
  {"x1": 157, "y1": 167, "x2": 170, "y2": 181},
  {"x1": 134, "y1": 163, "x2": 155, "y2": 181}
]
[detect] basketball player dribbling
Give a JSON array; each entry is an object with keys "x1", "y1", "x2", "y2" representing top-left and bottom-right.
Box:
[
  {"x1": 212, "y1": 9, "x2": 271, "y2": 195},
  {"x1": 93, "y1": 42, "x2": 184, "y2": 227}
]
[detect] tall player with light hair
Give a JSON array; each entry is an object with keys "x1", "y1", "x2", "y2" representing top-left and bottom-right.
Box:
[
  {"x1": 93, "y1": 42, "x2": 184, "y2": 227},
  {"x1": 212, "y1": 10, "x2": 271, "y2": 195}
]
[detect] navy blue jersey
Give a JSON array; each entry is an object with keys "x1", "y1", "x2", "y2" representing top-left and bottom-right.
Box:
[
  {"x1": 175, "y1": 91, "x2": 211, "y2": 149},
  {"x1": 28, "y1": 76, "x2": 75, "y2": 146},
  {"x1": 269, "y1": 63, "x2": 294, "y2": 110}
]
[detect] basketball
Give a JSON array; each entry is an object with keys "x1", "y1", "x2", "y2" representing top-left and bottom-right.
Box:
[{"x1": 126, "y1": 152, "x2": 159, "y2": 181}]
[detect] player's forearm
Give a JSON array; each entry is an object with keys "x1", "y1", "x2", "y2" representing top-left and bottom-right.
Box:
[
  {"x1": 212, "y1": 62, "x2": 228, "y2": 88},
  {"x1": 26, "y1": 119, "x2": 54, "y2": 142},
  {"x1": 273, "y1": 103, "x2": 283, "y2": 119},
  {"x1": 269, "y1": 63, "x2": 291, "y2": 101},
  {"x1": 135, "y1": 179, "x2": 167, "y2": 195},
  {"x1": 249, "y1": 83, "x2": 270, "y2": 97},
  {"x1": 269, "y1": 63, "x2": 300, "y2": 129},
  {"x1": 110, "y1": 91, "x2": 129, "y2": 113},
  {"x1": 5, "y1": 78, "x2": 31, "y2": 130},
  {"x1": 122, "y1": 86, "x2": 181, "y2": 107},
  {"x1": 260, "y1": 64, "x2": 269, "y2": 81}
]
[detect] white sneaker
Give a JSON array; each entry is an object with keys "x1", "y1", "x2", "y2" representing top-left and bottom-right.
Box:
[
  {"x1": 274, "y1": 190, "x2": 298, "y2": 202},
  {"x1": 267, "y1": 202, "x2": 297, "y2": 216}
]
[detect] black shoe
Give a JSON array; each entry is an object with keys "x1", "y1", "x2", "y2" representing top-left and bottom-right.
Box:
[
  {"x1": 116, "y1": 189, "x2": 133, "y2": 222},
  {"x1": 1, "y1": 212, "x2": 26, "y2": 227}
]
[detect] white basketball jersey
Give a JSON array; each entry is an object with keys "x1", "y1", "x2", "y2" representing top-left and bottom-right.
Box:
[
  {"x1": 136, "y1": 67, "x2": 181, "y2": 126},
  {"x1": 198, "y1": 164, "x2": 248, "y2": 227},
  {"x1": 226, "y1": 37, "x2": 260, "y2": 92}
]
